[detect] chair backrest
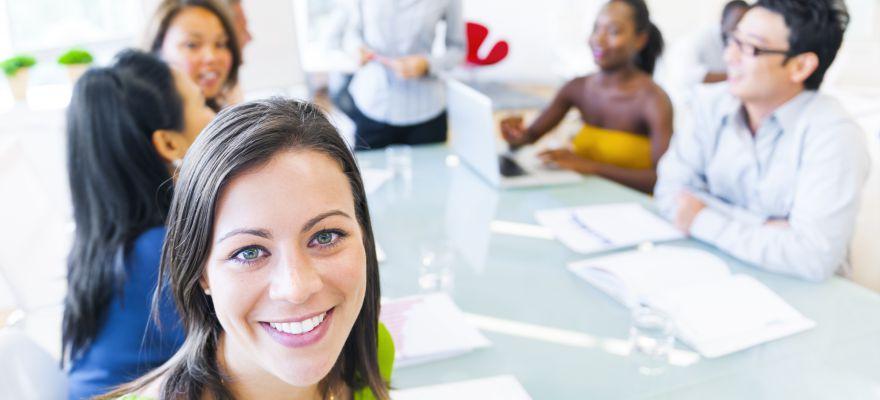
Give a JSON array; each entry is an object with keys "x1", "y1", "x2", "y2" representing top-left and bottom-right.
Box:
[{"x1": 0, "y1": 329, "x2": 67, "y2": 400}]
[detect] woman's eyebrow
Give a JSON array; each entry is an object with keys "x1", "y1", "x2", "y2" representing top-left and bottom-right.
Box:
[
  {"x1": 301, "y1": 210, "x2": 352, "y2": 233},
  {"x1": 216, "y1": 228, "x2": 271, "y2": 244}
]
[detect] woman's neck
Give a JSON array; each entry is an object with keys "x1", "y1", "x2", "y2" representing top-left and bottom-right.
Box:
[
  {"x1": 595, "y1": 64, "x2": 639, "y2": 86},
  {"x1": 217, "y1": 335, "x2": 325, "y2": 400}
]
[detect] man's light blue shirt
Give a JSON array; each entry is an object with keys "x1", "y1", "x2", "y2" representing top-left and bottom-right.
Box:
[
  {"x1": 655, "y1": 84, "x2": 870, "y2": 282},
  {"x1": 345, "y1": 0, "x2": 465, "y2": 125}
]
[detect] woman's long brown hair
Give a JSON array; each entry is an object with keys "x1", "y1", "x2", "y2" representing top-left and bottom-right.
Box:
[{"x1": 100, "y1": 98, "x2": 388, "y2": 400}]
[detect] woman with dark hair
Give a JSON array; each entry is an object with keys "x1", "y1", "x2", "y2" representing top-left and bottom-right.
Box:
[
  {"x1": 63, "y1": 49, "x2": 215, "y2": 400},
  {"x1": 101, "y1": 98, "x2": 392, "y2": 400},
  {"x1": 501, "y1": 0, "x2": 673, "y2": 194},
  {"x1": 147, "y1": 0, "x2": 242, "y2": 112}
]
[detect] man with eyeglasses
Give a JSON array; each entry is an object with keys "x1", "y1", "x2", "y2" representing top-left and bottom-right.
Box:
[{"x1": 654, "y1": 0, "x2": 869, "y2": 282}]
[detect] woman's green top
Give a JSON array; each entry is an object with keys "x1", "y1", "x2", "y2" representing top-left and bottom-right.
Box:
[{"x1": 118, "y1": 323, "x2": 395, "y2": 400}]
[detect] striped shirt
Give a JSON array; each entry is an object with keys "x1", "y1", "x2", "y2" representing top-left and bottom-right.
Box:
[{"x1": 345, "y1": 0, "x2": 465, "y2": 125}]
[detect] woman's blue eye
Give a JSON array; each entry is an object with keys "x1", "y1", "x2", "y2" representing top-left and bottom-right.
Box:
[
  {"x1": 316, "y1": 232, "x2": 334, "y2": 245},
  {"x1": 231, "y1": 246, "x2": 266, "y2": 264},
  {"x1": 309, "y1": 230, "x2": 346, "y2": 249}
]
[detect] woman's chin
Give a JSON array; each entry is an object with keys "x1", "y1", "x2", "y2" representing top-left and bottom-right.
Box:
[
  {"x1": 272, "y1": 360, "x2": 336, "y2": 387},
  {"x1": 200, "y1": 86, "x2": 223, "y2": 100}
]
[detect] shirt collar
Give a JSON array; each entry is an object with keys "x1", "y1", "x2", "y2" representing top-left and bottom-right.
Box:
[
  {"x1": 769, "y1": 90, "x2": 817, "y2": 134},
  {"x1": 723, "y1": 90, "x2": 817, "y2": 134}
]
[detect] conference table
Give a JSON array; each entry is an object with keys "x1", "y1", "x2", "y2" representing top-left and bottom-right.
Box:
[{"x1": 358, "y1": 144, "x2": 880, "y2": 399}]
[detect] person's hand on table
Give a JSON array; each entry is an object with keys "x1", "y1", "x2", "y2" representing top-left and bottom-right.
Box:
[
  {"x1": 538, "y1": 149, "x2": 598, "y2": 174},
  {"x1": 675, "y1": 191, "x2": 706, "y2": 233},
  {"x1": 500, "y1": 116, "x2": 531, "y2": 148}
]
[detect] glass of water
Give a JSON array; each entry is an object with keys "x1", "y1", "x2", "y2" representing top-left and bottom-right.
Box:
[
  {"x1": 418, "y1": 241, "x2": 455, "y2": 293},
  {"x1": 385, "y1": 144, "x2": 413, "y2": 180},
  {"x1": 629, "y1": 305, "x2": 675, "y2": 375}
]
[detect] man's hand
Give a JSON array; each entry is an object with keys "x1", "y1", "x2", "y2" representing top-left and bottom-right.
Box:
[{"x1": 675, "y1": 191, "x2": 706, "y2": 233}]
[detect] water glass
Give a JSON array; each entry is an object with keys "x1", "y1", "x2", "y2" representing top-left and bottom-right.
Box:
[
  {"x1": 418, "y1": 241, "x2": 455, "y2": 292},
  {"x1": 629, "y1": 305, "x2": 675, "y2": 375},
  {"x1": 385, "y1": 144, "x2": 413, "y2": 180}
]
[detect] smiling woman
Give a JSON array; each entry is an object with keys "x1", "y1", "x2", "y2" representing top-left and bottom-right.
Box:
[
  {"x1": 146, "y1": 0, "x2": 242, "y2": 112},
  {"x1": 100, "y1": 98, "x2": 391, "y2": 400}
]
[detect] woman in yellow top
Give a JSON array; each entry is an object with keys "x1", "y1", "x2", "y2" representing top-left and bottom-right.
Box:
[
  {"x1": 501, "y1": 0, "x2": 673, "y2": 194},
  {"x1": 101, "y1": 99, "x2": 392, "y2": 400}
]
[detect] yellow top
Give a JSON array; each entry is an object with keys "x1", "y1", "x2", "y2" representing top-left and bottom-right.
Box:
[{"x1": 570, "y1": 124, "x2": 653, "y2": 170}]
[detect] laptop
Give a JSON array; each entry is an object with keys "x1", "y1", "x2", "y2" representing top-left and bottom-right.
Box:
[{"x1": 446, "y1": 79, "x2": 583, "y2": 189}]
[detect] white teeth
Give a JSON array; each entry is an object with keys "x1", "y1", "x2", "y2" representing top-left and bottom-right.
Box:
[{"x1": 268, "y1": 312, "x2": 327, "y2": 335}]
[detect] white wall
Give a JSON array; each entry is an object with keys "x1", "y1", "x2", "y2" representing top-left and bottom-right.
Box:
[
  {"x1": 238, "y1": 0, "x2": 305, "y2": 91},
  {"x1": 95, "y1": 0, "x2": 880, "y2": 91},
  {"x1": 456, "y1": 0, "x2": 879, "y2": 88}
]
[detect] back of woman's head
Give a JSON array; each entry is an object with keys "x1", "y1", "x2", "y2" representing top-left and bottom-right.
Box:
[
  {"x1": 109, "y1": 98, "x2": 385, "y2": 400},
  {"x1": 613, "y1": 0, "x2": 664, "y2": 75},
  {"x1": 62, "y1": 49, "x2": 184, "y2": 364}
]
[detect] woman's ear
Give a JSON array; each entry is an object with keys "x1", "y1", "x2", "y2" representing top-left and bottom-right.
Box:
[
  {"x1": 200, "y1": 275, "x2": 211, "y2": 296},
  {"x1": 635, "y1": 31, "x2": 649, "y2": 52},
  {"x1": 152, "y1": 129, "x2": 187, "y2": 164}
]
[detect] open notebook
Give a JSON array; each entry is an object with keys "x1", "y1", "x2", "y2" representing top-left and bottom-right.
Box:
[
  {"x1": 535, "y1": 203, "x2": 683, "y2": 254},
  {"x1": 380, "y1": 293, "x2": 491, "y2": 367},
  {"x1": 567, "y1": 246, "x2": 816, "y2": 358}
]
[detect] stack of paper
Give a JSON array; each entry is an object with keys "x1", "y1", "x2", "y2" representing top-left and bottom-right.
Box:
[
  {"x1": 568, "y1": 246, "x2": 816, "y2": 358},
  {"x1": 392, "y1": 375, "x2": 532, "y2": 400},
  {"x1": 535, "y1": 203, "x2": 683, "y2": 254},
  {"x1": 380, "y1": 293, "x2": 491, "y2": 367}
]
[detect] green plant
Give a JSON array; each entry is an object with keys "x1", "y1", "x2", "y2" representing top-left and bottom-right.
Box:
[
  {"x1": 1, "y1": 55, "x2": 36, "y2": 77},
  {"x1": 58, "y1": 48, "x2": 94, "y2": 66}
]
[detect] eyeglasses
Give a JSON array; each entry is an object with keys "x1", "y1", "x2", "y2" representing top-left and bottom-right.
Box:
[{"x1": 725, "y1": 34, "x2": 789, "y2": 58}]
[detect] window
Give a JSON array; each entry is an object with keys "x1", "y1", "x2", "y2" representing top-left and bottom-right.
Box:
[{"x1": 1, "y1": 0, "x2": 144, "y2": 54}]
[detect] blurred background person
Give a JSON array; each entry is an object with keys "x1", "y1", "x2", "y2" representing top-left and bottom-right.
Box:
[
  {"x1": 501, "y1": 0, "x2": 673, "y2": 194},
  {"x1": 344, "y1": 0, "x2": 465, "y2": 150},
  {"x1": 147, "y1": 0, "x2": 243, "y2": 112},
  {"x1": 656, "y1": 0, "x2": 748, "y2": 109},
  {"x1": 63, "y1": 49, "x2": 215, "y2": 400}
]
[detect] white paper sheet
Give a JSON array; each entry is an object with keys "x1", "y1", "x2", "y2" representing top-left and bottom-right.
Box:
[
  {"x1": 380, "y1": 293, "x2": 491, "y2": 367},
  {"x1": 568, "y1": 246, "x2": 816, "y2": 358},
  {"x1": 392, "y1": 375, "x2": 532, "y2": 400},
  {"x1": 535, "y1": 203, "x2": 683, "y2": 254},
  {"x1": 568, "y1": 246, "x2": 730, "y2": 306},
  {"x1": 649, "y1": 274, "x2": 816, "y2": 358}
]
